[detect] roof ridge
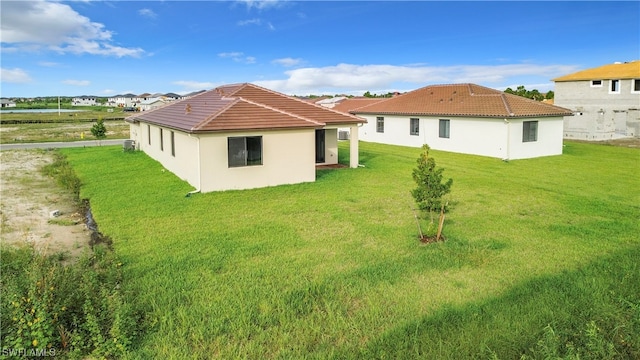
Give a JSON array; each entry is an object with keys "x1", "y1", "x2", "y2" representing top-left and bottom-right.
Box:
[
  {"x1": 234, "y1": 96, "x2": 325, "y2": 127},
  {"x1": 500, "y1": 93, "x2": 515, "y2": 116},
  {"x1": 242, "y1": 83, "x2": 366, "y2": 121},
  {"x1": 191, "y1": 96, "x2": 238, "y2": 131}
]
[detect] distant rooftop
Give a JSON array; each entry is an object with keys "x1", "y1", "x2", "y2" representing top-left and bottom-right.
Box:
[{"x1": 553, "y1": 60, "x2": 640, "y2": 82}]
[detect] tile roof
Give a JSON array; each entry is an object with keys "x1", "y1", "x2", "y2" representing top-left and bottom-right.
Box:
[
  {"x1": 553, "y1": 61, "x2": 640, "y2": 81},
  {"x1": 331, "y1": 97, "x2": 386, "y2": 114},
  {"x1": 127, "y1": 83, "x2": 364, "y2": 133},
  {"x1": 351, "y1": 83, "x2": 573, "y2": 118}
]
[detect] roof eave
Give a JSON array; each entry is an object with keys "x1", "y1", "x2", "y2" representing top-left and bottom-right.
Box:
[{"x1": 351, "y1": 111, "x2": 573, "y2": 118}]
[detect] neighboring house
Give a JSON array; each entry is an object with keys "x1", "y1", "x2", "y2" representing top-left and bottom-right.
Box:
[
  {"x1": 112, "y1": 94, "x2": 138, "y2": 107},
  {"x1": 0, "y1": 99, "x2": 16, "y2": 108},
  {"x1": 163, "y1": 93, "x2": 183, "y2": 101},
  {"x1": 352, "y1": 83, "x2": 573, "y2": 160},
  {"x1": 139, "y1": 97, "x2": 166, "y2": 111},
  {"x1": 330, "y1": 98, "x2": 387, "y2": 140},
  {"x1": 315, "y1": 96, "x2": 347, "y2": 108},
  {"x1": 72, "y1": 96, "x2": 97, "y2": 106},
  {"x1": 553, "y1": 60, "x2": 640, "y2": 140},
  {"x1": 126, "y1": 83, "x2": 366, "y2": 192},
  {"x1": 331, "y1": 97, "x2": 386, "y2": 113}
]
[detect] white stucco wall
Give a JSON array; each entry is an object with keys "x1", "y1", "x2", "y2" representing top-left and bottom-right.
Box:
[{"x1": 358, "y1": 114, "x2": 563, "y2": 160}]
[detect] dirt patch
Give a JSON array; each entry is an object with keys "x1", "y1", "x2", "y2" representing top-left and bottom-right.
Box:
[
  {"x1": 566, "y1": 137, "x2": 640, "y2": 148},
  {"x1": 0, "y1": 149, "x2": 90, "y2": 258}
]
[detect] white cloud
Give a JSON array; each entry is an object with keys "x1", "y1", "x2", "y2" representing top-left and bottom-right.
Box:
[
  {"x1": 254, "y1": 63, "x2": 580, "y2": 94},
  {"x1": 238, "y1": 18, "x2": 261, "y2": 26},
  {"x1": 38, "y1": 61, "x2": 61, "y2": 67},
  {"x1": 218, "y1": 52, "x2": 244, "y2": 59},
  {"x1": 173, "y1": 80, "x2": 217, "y2": 90},
  {"x1": 62, "y1": 79, "x2": 90, "y2": 86},
  {"x1": 272, "y1": 57, "x2": 303, "y2": 67},
  {"x1": 0, "y1": 1, "x2": 144, "y2": 58},
  {"x1": 236, "y1": 0, "x2": 285, "y2": 10},
  {"x1": 218, "y1": 52, "x2": 257, "y2": 64},
  {"x1": 138, "y1": 8, "x2": 157, "y2": 18},
  {"x1": 1, "y1": 68, "x2": 32, "y2": 83}
]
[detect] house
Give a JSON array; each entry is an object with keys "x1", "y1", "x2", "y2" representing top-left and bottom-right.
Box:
[
  {"x1": 139, "y1": 97, "x2": 166, "y2": 111},
  {"x1": 126, "y1": 83, "x2": 366, "y2": 192},
  {"x1": 71, "y1": 96, "x2": 97, "y2": 106},
  {"x1": 552, "y1": 60, "x2": 640, "y2": 140},
  {"x1": 351, "y1": 83, "x2": 573, "y2": 160},
  {"x1": 111, "y1": 94, "x2": 138, "y2": 107},
  {"x1": 162, "y1": 93, "x2": 183, "y2": 101},
  {"x1": 0, "y1": 99, "x2": 16, "y2": 108}
]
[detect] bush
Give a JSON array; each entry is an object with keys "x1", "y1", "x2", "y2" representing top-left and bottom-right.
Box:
[{"x1": 0, "y1": 244, "x2": 140, "y2": 358}]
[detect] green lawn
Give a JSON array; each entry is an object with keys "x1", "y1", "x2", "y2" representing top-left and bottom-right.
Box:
[{"x1": 63, "y1": 141, "x2": 640, "y2": 359}]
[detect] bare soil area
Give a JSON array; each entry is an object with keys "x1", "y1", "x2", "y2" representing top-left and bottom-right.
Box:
[{"x1": 0, "y1": 149, "x2": 90, "y2": 258}]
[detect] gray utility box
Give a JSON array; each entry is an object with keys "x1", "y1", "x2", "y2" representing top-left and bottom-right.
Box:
[{"x1": 123, "y1": 139, "x2": 136, "y2": 150}]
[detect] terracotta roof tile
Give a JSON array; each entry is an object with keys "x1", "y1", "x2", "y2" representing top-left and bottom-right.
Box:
[
  {"x1": 331, "y1": 98, "x2": 386, "y2": 114},
  {"x1": 127, "y1": 83, "x2": 365, "y2": 132},
  {"x1": 219, "y1": 83, "x2": 365, "y2": 125},
  {"x1": 351, "y1": 83, "x2": 573, "y2": 118},
  {"x1": 553, "y1": 61, "x2": 640, "y2": 81}
]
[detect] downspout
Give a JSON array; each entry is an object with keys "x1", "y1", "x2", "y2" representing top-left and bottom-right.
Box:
[{"x1": 504, "y1": 118, "x2": 511, "y2": 161}]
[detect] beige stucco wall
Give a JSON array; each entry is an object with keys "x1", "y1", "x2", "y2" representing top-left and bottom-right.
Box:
[
  {"x1": 321, "y1": 128, "x2": 339, "y2": 165},
  {"x1": 130, "y1": 122, "x2": 201, "y2": 189},
  {"x1": 197, "y1": 129, "x2": 316, "y2": 192}
]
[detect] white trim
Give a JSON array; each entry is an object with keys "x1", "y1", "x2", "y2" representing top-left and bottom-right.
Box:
[
  {"x1": 631, "y1": 79, "x2": 640, "y2": 94},
  {"x1": 590, "y1": 79, "x2": 603, "y2": 87},
  {"x1": 609, "y1": 79, "x2": 621, "y2": 94}
]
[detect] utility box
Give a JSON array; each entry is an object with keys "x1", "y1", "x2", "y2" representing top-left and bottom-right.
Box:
[{"x1": 123, "y1": 139, "x2": 136, "y2": 150}]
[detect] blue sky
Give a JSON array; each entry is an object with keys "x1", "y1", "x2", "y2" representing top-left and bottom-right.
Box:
[{"x1": 1, "y1": 1, "x2": 638, "y2": 97}]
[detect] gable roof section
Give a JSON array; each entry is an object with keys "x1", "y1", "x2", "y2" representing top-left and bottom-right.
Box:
[
  {"x1": 129, "y1": 90, "x2": 322, "y2": 133},
  {"x1": 351, "y1": 83, "x2": 573, "y2": 118},
  {"x1": 127, "y1": 84, "x2": 351, "y2": 133},
  {"x1": 218, "y1": 83, "x2": 366, "y2": 126},
  {"x1": 553, "y1": 61, "x2": 640, "y2": 82}
]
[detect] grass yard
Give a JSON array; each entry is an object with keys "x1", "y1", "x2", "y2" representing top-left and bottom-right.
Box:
[
  {"x1": 0, "y1": 120, "x2": 130, "y2": 144},
  {"x1": 62, "y1": 141, "x2": 639, "y2": 358}
]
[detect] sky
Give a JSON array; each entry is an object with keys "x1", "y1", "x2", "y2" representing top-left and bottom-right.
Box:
[{"x1": 1, "y1": 1, "x2": 638, "y2": 98}]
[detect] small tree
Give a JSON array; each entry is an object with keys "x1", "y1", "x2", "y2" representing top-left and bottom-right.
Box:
[
  {"x1": 411, "y1": 144, "x2": 453, "y2": 226},
  {"x1": 90, "y1": 117, "x2": 107, "y2": 145}
]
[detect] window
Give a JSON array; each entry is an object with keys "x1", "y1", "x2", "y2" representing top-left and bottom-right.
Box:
[
  {"x1": 147, "y1": 125, "x2": 151, "y2": 145},
  {"x1": 376, "y1": 117, "x2": 384, "y2": 133},
  {"x1": 591, "y1": 80, "x2": 602, "y2": 87},
  {"x1": 410, "y1": 118, "x2": 419, "y2": 136},
  {"x1": 610, "y1": 79, "x2": 620, "y2": 93},
  {"x1": 523, "y1": 121, "x2": 538, "y2": 142},
  {"x1": 160, "y1": 128, "x2": 164, "y2": 151},
  {"x1": 633, "y1": 79, "x2": 640, "y2": 93},
  {"x1": 170, "y1": 131, "x2": 175, "y2": 157},
  {"x1": 228, "y1": 136, "x2": 262, "y2": 167},
  {"x1": 439, "y1": 119, "x2": 450, "y2": 138}
]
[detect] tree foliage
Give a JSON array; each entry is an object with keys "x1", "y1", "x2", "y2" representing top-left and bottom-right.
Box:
[
  {"x1": 411, "y1": 144, "x2": 453, "y2": 220},
  {"x1": 90, "y1": 118, "x2": 107, "y2": 144},
  {"x1": 504, "y1": 85, "x2": 552, "y2": 101}
]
